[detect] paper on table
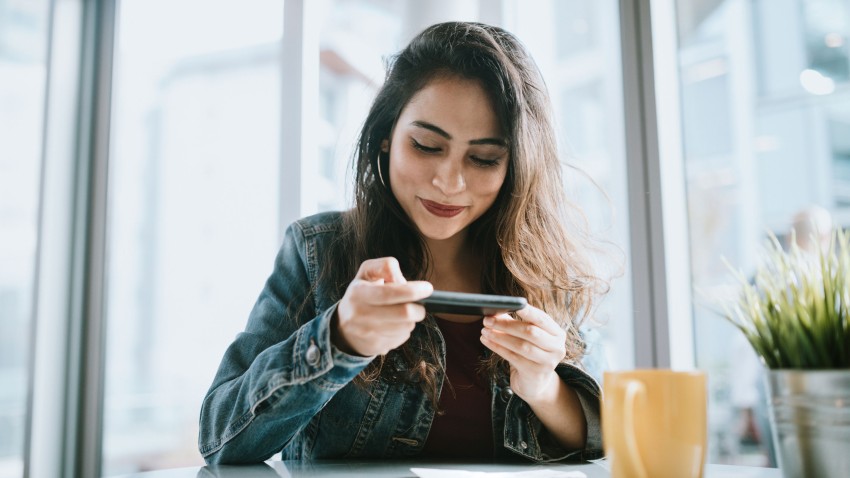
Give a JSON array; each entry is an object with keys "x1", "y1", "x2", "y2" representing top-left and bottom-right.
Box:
[
  {"x1": 588, "y1": 457, "x2": 610, "y2": 471},
  {"x1": 410, "y1": 468, "x2": 587, "y2": 478}
]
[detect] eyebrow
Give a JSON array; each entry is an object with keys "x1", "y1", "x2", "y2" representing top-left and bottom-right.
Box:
[{"x1": 411, "y1": 120, "x2": 507, "y2": 147}]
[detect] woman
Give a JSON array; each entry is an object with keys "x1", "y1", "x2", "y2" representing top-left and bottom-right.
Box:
[{"x1": 199, "y1": 21, "x2": 608, "y2": 464}]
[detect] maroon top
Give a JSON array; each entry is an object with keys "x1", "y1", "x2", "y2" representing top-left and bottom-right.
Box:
[{"x1": 421, "y1": 316, "x2": 494, "y2": 459}]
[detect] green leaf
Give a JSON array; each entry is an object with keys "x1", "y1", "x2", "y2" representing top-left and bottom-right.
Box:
[{"x1": 721, "y1": 229, "x2": 850, "y2": 369}]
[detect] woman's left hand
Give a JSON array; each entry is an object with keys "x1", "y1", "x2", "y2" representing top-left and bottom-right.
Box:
[{"x1": 480, "y1": 304, "x2": 567, "y2": 404}]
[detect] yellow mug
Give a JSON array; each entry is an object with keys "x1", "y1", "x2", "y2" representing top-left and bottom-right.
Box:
[{"x1": 602, "y1": 370, "x2": 707, "y2": 478}]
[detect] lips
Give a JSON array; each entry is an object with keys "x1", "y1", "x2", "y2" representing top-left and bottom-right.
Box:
[{"x1": 420, "y1": 198, "x2": 466, "y2": 218}]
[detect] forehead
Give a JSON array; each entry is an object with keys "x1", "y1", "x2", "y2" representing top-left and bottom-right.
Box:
[{"x1": 397, "y1": 76, "x2": 503, "y2": 138}]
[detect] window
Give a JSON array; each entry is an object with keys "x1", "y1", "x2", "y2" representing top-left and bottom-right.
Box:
[
  {"x1": 103, "y1": 0, "x2": 283, "y2": 473},
  {"x1": 314, "y1": 0, "x2": 409, "y2": 213},
  {"x1": 507, "y1": 0, "x2": 634, "y2": 371},
  {"x1": 0, "y1": 1, "x2": 50, "y2": 477},
  {"x1": 675, "y1": 0, "x2": 850, "y2": 466}
]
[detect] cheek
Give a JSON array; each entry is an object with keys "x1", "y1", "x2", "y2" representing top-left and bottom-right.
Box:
[
  {"x1": 472, "y1": 169, "x2": 508, "y2": 198},
  {"x1": 389, "y1": 151, "x2": 430, "y2": 186}
]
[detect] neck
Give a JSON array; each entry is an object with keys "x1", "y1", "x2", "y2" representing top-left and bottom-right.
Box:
[
  {"x1": 424, "y1": 232, "x2": 467, "y2": 270},
  {"x1": 424, "y1": 230, "x2": 482, "y2": 292},
  {"x1": 424, "y1": 230, "x2": 488, "y2": 324}
]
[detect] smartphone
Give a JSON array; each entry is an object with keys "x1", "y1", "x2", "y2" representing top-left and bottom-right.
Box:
[{"x1": 416, "y1": 290, "x2": 527, "y2": 316}]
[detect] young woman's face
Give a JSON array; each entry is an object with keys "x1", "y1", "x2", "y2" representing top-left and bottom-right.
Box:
[{"x1": 387, "y1": 76, "x2": 509, "y2": 243}]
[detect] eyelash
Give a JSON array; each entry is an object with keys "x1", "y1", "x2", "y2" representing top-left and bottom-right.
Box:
[
  {"x1": 472, "y1": 157, "x2": 501, "y2": 168},
  {"x1": 411, "y1": 138, "x2": 441, "y2": 154},
  {"x1": 411, "y1": 139, "x2": 502, "y2": 168}
]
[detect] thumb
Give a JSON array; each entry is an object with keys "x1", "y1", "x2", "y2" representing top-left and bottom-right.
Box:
[{"x1": 358, "y1": 257, "x2": 407, "y2": 284}]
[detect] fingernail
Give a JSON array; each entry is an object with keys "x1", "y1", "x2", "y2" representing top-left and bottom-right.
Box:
[{"x1": 483, "y1": 317, "x2": 494, "y2": 327}]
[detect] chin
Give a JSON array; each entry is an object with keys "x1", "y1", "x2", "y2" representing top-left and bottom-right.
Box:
[
  {"x1": 407, "y1": 208, "x2": 474, "y2": 242},
  {"x1": 416, "y1": 221, "x2": 466, "y2": 241},
  {"x1": 421, "y1": 231, "x2": 460, "y2": 241}
]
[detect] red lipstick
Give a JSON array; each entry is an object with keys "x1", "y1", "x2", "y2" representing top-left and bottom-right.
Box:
[{"x1": 420, "y1": 198, "x2": 465, "y2": 218}]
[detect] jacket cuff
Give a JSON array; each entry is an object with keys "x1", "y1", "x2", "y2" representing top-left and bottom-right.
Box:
[
  {"x1": 502, "y1": 362, "x2": 603, "y2": 462},
  {"x1": 558, "y1": 362, "x2": 604, "y2": 460},
  {"x1": 287, "y1": 304, "x2": 373, "y2": 391},
  {"x1": 572, "y1": 385, "x2": 603, "y2": 454}
]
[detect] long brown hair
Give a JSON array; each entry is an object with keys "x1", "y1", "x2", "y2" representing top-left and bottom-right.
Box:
[{"x1": 321, "y1": 22, "x2": 609, "y2": 403}]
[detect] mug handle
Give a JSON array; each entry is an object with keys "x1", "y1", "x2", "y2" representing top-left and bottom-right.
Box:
[{"x1": 623, "y1": 379, "x2": 649, "y2": 478}]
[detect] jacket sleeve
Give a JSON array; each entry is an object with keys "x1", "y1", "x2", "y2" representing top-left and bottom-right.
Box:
[
  {"x1": 502, "y1": 328, "x2": 604, "y2": 463},
  {"x1": 198, "y1": 222, "x2": 373, "y2": 464}
]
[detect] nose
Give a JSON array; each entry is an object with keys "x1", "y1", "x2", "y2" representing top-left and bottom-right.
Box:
[{"x1": 432, "y1": 157, "x2": 466, "y2": 196}]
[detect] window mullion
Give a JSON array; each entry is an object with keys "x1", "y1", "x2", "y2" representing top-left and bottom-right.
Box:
[
  {"x1": 26, "y1": 0, "x2": 116, "y2": 477},
  {"x1": 619, "y1": 0, "x2": 693, "y2": 368}
]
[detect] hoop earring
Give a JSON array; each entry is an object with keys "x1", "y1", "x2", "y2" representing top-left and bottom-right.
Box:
[{"x1": 376, "y1": 152, "x2": 387, "y2": 188}]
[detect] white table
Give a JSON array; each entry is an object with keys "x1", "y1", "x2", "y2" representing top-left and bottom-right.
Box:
[{"x1": 114, "y1": 460, "x2": 782, "y2": 478}]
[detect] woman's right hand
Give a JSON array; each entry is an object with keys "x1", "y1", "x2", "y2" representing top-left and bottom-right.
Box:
[{"x1": 332, "y1": 257, "x2": 433, "y2": 357}]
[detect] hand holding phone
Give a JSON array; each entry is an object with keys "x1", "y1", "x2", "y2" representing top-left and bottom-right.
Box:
[
  {"x1": 335, "y1": 257, "x2": 432, "y2": 357},
  {"x1": 416, "y1": 290, "x2": 527, "y2": 316}
]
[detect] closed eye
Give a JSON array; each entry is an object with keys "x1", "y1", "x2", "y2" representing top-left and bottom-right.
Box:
[
  {"x1": 411, "y1": 138, "x2": 441, "y2": 154},
  {"x1": 471, "y1": 156, "x2": 502, "y2": 168}
]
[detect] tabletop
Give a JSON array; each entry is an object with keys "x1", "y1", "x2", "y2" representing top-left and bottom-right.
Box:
[{"x1": 114, "y1": 460, "x2": 782, "y2": 478}]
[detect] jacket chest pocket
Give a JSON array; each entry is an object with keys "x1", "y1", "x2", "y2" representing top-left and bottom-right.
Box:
[{"x1": 311, "y1": 378, "x2": 411, "y2": 458}]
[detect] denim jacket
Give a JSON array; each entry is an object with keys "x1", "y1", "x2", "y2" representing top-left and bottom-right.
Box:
[{"x1": 198, "y1": 211, "x2": 603, "y2": 464}]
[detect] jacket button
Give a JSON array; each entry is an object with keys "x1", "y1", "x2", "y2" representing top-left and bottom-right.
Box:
[
  {"x1": 520, "y1": 440, "x2": 528, "y2": 450},
  {"x1": 501, "y1": 387, "x2": 514, "y2": 400},
  {"x1": 306, "y1": 342, "x2": 321, "y2": 366}
]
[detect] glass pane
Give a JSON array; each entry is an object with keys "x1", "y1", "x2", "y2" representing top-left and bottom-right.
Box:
[
  {"x1": 509, "y1": 0, "x2": 634, "y2": 373},
  {"x1": 676, "y1": 0, "x2": 850, "y2": 466},
  {"x1": 103, "y1": 0, "x2": 283, "y2": 474},
  {"x1": 314, "y1": 0, "x2": 409, "y2": 213},
  {"x1": 0, "y1": 1, "x2": 50, "y2": 476}
]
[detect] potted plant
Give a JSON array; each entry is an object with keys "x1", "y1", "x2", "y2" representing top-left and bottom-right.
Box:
[{"x1": 724, "y1": 228, "x2": 850, "y2": 477}]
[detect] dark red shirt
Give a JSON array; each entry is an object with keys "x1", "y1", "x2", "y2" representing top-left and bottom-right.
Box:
[{"x1": 422, "y1": 316, "x2": 494, "y2": 459}]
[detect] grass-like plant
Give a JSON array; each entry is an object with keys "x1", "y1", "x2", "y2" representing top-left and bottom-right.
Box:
[{"x1": 724, "y1": 229, "x2": 850, "y2": 369}]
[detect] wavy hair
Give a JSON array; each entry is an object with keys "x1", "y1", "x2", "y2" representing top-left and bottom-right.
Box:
[{"x1": 320, "y1": 21, "x2": 609, "y2": 404}]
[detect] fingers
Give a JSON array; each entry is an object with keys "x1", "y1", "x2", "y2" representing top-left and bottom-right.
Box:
[
  {"x1": 343, "y1": 280, "x2": 431, "y2": 324},
  {"x1": 332, "y1": 304, "x2": 425, "y2": 357},
  {"x1": 349, "y1": 279, "x2": 433, "y2": 306},
  {"x1": 357, "y1": 257, "x2": 407, "y2": 284},
  {"x1": 515, "y1": 304, "x2": 564, "y2": 336},
  {"x1": 481, "y1": 325, "x2": 562, "y2": 365},
  {"x1": 332, "y1": 296, "x2": 425, "y2": 357},
  {"x1": 351, "y1": 257, "x2": 432, "y2": 306},
  {"x1": 481, "y1": 305, "x2": 567, "y2": 367},
  {"x1": 483, "y1": 315, "x2": 565, "y2": 353},
  {"x1": 343, "y1": 303, "x2": 424, "y2": 335},
  {"x1": 357, "y1": 301, "x2": 429, "y2": 325},
  {"x1": 480, "y1": 332, "x2": 532, "y2": 366},
  {"x1": 334, "y1": 258, "x2": 434, "y2": 357}
]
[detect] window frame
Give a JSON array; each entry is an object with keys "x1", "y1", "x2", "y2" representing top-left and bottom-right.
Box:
[{"x1": 26, "y1": 0, "x2": 115, "y2": 477}]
